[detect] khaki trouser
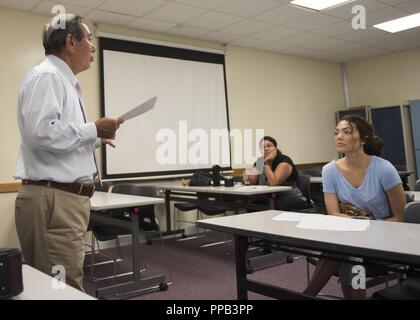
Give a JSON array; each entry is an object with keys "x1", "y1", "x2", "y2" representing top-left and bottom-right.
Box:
[{"x1": 15, "y1": 184, "x2": 90, "y2": 291}]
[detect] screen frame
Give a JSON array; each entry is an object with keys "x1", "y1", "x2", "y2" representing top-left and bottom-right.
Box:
[{"x1": 98, "y1": 37, "x2": 232, "y2": 179}]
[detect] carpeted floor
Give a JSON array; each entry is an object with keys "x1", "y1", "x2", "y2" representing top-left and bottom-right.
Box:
[{"x1": 83, "y1": 231, "x2": 391, "y2": 300}]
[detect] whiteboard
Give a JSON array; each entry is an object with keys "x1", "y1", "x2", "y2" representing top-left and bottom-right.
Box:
[{"x1": 99, "y1": 38, "x2": 230, "y2": 179}]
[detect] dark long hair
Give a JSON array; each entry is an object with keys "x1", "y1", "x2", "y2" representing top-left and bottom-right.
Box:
[
  {"x1": 340, "y1": 115, "x2": 384, "y2": 156},
  {"x1": 259, "y1": 136, "x2": 282, "y2": 155}
]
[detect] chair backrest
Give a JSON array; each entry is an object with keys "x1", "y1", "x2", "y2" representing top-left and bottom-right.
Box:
[
  {"x1": 415, "y1": 180, "x2": 420, "y2": 192},
  {"x1": 110, "y1": 184, "x2": 134, "y2": 194},
  {"x1": 405, "y1": 191, "x2": 415, "y2": 204},
  {"x1": 301, "y1": 167, "x2": 322, "y2": 177},
  {"x1": 111, "y1": 184, "x2": 159, "y2": 231},
  {"x1": 94, "y1": 181, "x2": 112, "y2": 192},
  {"x1": 298, "y1": 174, "x2": 312, "y2": 205},
  {"x1": 404, "y1": 202, "x2": 420, "y2": 224}
]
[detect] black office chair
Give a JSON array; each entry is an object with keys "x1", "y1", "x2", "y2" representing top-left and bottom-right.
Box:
[
  {"x1": 87, "y1": 184, "x2": 172, "y2": 284},
  {"x1": 305, "y1": 255, "x2": 398, "y2": 299},
  {"x1": 196, "y1": 195, "x2": 231, "y2": 248},
  {"x1": 405, "y1": 191, "x2": 415, "y2": 204},
  {"x1": 372, "y1": 201, "x2": 420, "y2": 299},
  {"x1": 415, "y1": 180, "x2": 420, "y2": 192},
  {"x1": 296, "y1": 174, "x2": 319, "y2": 214},
  {"x1": 301, "y1": 167, "x2": 322, "y2": 177},
  {"x1": 85, "y1": 181, "x2": 130, "y2": 281},
  {"x1": 111, "y1": 184, "x2": 172, "y2": 284},
  {"x1": 94, "y1": 181, "x2": 113, "y2": 192},
  {"x1": 404, "y1": 201, "x2": 420, "y2": 223},
  {"x1": 173, "y1": 202, "x2": 199, "y2": 240},
  {"x1": 86, "y1": 183, "x2": 133, "y2": 281}
]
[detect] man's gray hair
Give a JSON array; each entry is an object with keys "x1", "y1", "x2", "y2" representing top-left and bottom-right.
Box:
[{"x1": 42, "y1": 14, "x2": 85, "y2": 55}]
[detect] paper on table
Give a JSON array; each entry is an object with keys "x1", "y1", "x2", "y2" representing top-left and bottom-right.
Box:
[
  {"x1": 234, "y1": 185, "x2": 268, "y2": 190},
  {"x1": 272, "y1": 212, "x2": 316, "y2": 222},
  {"x1": 119, "y1": 96, "x2": 157, "y2": 121},
  {"x1": 296, "y1": 215, "x2": 370, "y2": 232}
]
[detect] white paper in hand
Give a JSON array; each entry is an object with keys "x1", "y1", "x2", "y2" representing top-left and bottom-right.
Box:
[{"x1": 119, "y1": 96, "x2": 157, "y2": 121}]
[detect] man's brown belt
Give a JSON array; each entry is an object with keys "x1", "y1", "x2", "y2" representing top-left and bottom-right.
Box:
[{"x1": 22, "y1": 179, "x2": 95, "y2": 197}]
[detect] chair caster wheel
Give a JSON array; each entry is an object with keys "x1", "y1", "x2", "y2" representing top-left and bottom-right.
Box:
[
  {"x1": 146, "y1": 239, "x2": 153, "y2": 245},
  {"x1": 287, "y1": 256, "x2": 294, "y2": 263},
  {"x1": 181, "y1": 233, "x2": 188, "y2": 239},
  {"x1": 159, "y1": 283, "x2": 168, "y2": 291}
]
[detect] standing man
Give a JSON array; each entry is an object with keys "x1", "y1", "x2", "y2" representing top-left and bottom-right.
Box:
[{"x1": 14, "y1": 14, "x2": 122, "y2": 291}]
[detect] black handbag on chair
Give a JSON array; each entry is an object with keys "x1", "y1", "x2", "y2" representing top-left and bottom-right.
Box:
[
  {"x1": 189, "y1": 171, "x2": 213, "y2": 186},
  {"x1": 0, "y1": 248, "x2": 23, "y2": 299}
]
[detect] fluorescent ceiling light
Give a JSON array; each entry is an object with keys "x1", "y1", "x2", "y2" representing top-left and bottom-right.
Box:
[
  {"x1": 374, "y1": 12, "x2": 420, "y2": 33},
  {"x1": 289, "y1": 0, "x2": 355, "y2": 11}
]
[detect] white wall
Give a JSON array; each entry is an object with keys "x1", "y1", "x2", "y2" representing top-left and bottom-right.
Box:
[{"x1": 347, "y1": 48, "x2": 420, "y2": 107}]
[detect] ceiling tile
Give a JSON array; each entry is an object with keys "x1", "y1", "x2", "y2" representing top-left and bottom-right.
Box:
[
  {"x1": 219, "y1": 19, "x2": 275, "y2": 36},
  {"x1": 185, "y1": 11, "x2": 243, "y2": 30},
  {"x1": 252, "y1": 25, "x2": 301, "y2": 41},
  {"x1": 216, "y1": 0, "x2": 281, "y2": 18},
  {"x1": 99, "y1": 0, "x2": 166, "y2": 17},
  {"x1": 86, "y1": 9, "x2": 136, "y2": 25},
  {"x1": 312, "y1": 21, "x2": 355, "y2": 36},
  {"x1": 230, "y1": 37, "x2": 268, "y2": 49},
  {"x1": 398, "y1": 26, "x2": 420, "y2": 40},
  {"x1": 358, "y1": 33, "x2": 420, "y2": 51},
  {"x1": 396, "y1": 0, "x2": 420, "y2": 14},
  {"x1": 173, "y1": 0, "x2": 234, "y2": 10},
  {"x1": 278, "y1": 33, "x2": 326, "y2": 46},
  {"x1": 54, "y1": 0, "x2": 107, "y2": 8},
  {"x1": 376, "y1": 0, "x2": 407, "y2": 5},
  {"x1": 200, "y1": 31, "x2": 242, "y2": 43},
  {"x1": 278, "y1": 46, "x2": 352, "y2": 62},
  {"x1": 324, "y1": 0, "x2": 386, "y2": 20},
  {"x1": 127, "y1": 17, "x2": 175, "y2": 32},
  {"x1": 334, "y1": 27, "x2": 388, "y2": 42},
  {"x1": 33, "y1": 1, "x2": 92, "y2": 17},
  {"x1": 165, "y1": 25, "x2": 210, "y2": 38},
  {"x1": 367, "y1": 6, "x2": 409, "y2": 25},
  {"x1": 253, "y1": 3, "x2": 312, "y2": 25},
  {"x1": 143, "y1": 2, "x2": 206, "y2": 24},
  {"x1": 304, "y1": 37, "x2": 356, "y2": 53},
  {"x1": 259, "y1": 42, "x2": 292, "y2": 53},
  {"x1": 286, "y1": 13, "x2": 343, "y2": 31},
  {"x1": 0, "y1": 0, "x2": 43, "y2": 11}
]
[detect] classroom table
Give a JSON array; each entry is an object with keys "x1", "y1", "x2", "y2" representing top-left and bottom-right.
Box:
[
  {"x1": 157, "y1": 183, "x2": 292, "y2": 234},
  {"x1": 90, "y1": 191, "x2": 167, "y2": 298},
  {"x1": 197, "y1": 210, "x2": 420, "y2": 300},
  {"x1": 12, "y1": 264, "x2": 96, "y2": 300}
]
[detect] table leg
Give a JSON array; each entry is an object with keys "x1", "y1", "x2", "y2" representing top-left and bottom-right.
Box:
[
  {"x1": 165, "y1": 190, "x2": 172, "y2": 232},
  {"x1": 235, "y1": 235, "x2": 249, "y2": 300},
  {"x1": 95, "y1": 208, "x2": 166, "y2": 298}
]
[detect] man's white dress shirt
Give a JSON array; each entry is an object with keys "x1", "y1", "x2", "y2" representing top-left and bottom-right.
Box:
[{"x1": 14, "y1": 55, "x2": 100, "y2": 183}]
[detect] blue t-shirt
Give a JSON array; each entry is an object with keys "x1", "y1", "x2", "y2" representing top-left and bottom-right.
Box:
[{"x1": 322, "y1": 156, "x2": 402, "y2": 220}]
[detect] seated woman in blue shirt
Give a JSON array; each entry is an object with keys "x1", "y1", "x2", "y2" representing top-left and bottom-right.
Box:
[
  {"x1": 244, "y1": 136, "x2": 310, "y2": 211},
  {"x1": 303, "y1": 115, "x2": 406, "y2": 299}
]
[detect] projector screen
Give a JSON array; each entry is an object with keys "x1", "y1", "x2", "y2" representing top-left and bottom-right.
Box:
[{"x1": 99, "y1": 37, "x2": 230, "y2": 179}]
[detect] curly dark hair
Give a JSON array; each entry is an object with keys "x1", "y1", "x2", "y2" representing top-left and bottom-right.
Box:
[{"x1": 340, "y1": 115, "x2": 384, "y2": 156}]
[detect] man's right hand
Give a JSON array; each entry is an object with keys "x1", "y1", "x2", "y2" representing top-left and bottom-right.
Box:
[{"x1": 95, "y1": 117, "x2": 124, "y2": 139}]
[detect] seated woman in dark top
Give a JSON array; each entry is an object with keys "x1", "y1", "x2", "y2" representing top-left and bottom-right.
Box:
[{"x1": 244, "y1": 136, "x2": 309, "y2": 211}]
